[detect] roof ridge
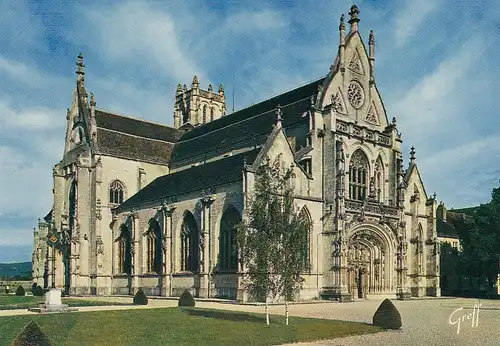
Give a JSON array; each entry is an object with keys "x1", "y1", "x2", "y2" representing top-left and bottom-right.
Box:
[
  {"x1": 234, "y1": 75, "x2": 326, "y2": 112},
  {"x1": 96, "y1": 127, "x2": 176, "y2": 144},
  {"x1": 176, "y1": 95, "x2": 315, "y2": 145},
  {"x1": 95, "y1": 108, "x2": 177, "y2": 130}
]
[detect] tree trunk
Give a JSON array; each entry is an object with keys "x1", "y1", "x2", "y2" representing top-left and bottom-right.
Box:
[
  {"x1": 265, "y1": 298, "x2": 270, "y2": 325},
  {"x1": 285, "y1": 300, "x2": 289, "y2": 325}
]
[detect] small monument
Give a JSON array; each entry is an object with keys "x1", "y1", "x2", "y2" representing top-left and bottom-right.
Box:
[{"x1": 29, "y1": 288, "x2": 77, "y2": 314}]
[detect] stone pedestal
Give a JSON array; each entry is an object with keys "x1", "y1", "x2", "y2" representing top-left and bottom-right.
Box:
[{"x1": 29, "y1": 288, "x2": 78, "y2": 314}]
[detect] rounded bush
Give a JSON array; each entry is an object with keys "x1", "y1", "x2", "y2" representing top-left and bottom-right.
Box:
[
  {"x1": 31, "y1": 283, "x2": 37, "y2": 292},
  {"x1": 133, "y1": 288, "x2": 148, "y2": 305},
  {"x1": 15, "y1": 285, "x2": 26, "y2": 296},
  {"x1": 11, "y1": 321, "x2": 52, "y2": 346},
  {"x1": 373, "y1": 298, "x2": 402, "y2": 330},
  {"x1": 33, "y1": 285, "x2": 45, "y2": 297},
  {"x1": 178, "y1": 289, "x2": 195, "y2": 307}
]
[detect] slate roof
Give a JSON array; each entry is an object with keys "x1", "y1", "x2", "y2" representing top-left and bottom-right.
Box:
[
  {"x1": 170, "y1": 77, "x2": 325, "y2": 168},
  {"x1": 436, "y1": 207, "x2": 475, "y2": 239},
  {"x1": 114, "y1": 149, "x2": 261, "y2": 213},
  {"x1": 94, "y1": 110, "x2": 182, "y2": 165}
]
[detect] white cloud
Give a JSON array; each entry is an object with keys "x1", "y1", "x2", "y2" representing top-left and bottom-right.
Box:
[
  {"x1": 0, "y1": 98, "x2": 62, "y2": 131},
  {"x1": 394, "y1": 0, "x2": 442, "y2": 47},
  {"x1": 0, "y1": 227, "x2": 35, "y2": 246}
]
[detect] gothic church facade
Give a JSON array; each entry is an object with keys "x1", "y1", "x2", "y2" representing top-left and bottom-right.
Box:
[{"x1": 33, "y1": 5, "x2": 441, "y2": 301}]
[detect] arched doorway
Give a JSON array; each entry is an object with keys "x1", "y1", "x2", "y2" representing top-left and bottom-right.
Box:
[{"x1": 346, "y1": 226, "x2": 394, "y2": 298}]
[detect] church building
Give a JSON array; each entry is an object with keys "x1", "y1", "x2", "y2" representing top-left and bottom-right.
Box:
[{"x1": 32, "y1": 5, "x2": 441, "y2": 301}]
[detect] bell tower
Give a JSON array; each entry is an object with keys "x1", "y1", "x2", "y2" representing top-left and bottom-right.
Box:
[{"x1": 173, "y1": 75, "x2": 227, "y2": 129}]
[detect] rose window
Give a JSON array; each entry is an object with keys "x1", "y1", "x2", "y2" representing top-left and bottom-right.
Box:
[{"x1": 347, "y1": 81, "x2": 364, "y2": 109}]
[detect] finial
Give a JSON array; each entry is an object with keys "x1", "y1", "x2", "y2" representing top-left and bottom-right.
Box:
[
  {"x1": 392, "y1": 117, "x2": 397, "y2": 127},
  {"x1": 432, "y1": 192, "x2": 437, "y2": 200},
  {"x1": 208, "y1": 83, "x2": 213, "y2": 92},
  {"x1": 76, "y1": 53, "x2": 85, "y2": 82},
  {"x1": 218, "y1": 83, "x2": 224, "y2": 95},
  {"x1": 410, "y1": 146, "x2": 416, "y2": 163},
  {"x1": 348, "y1": 4, "x2": 360, "y2": 32},
  {"x1": 90, "y1": 92, "x2": 96, "y2": 107},
  {"x1": 192, "y1": 75, "x2": 199, "y2": 87},
  {"x1": 369, "y1": 30, "x2": 375, "y2": 45},
  {"x1": 183, "y1": 84, "x2": 187, "y2": 91},
  {"x1": 275, "y1": 104, "x2": 283, "y2": 126},
  {"x1": 176, "y1": 83, "x2": 182, "y2": 93},
  {"x1": 339, "y1": 14, "x2": 345, "y2": 31}
]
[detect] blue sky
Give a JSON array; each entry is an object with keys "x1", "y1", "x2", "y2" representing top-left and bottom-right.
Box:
[{"x1": 1, "y1": 0, "x2": 499, "y2": 263}]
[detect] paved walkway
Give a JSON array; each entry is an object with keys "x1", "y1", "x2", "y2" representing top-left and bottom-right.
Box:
[{"x1": 1, "y1": 296, "x2": 499, "y2": 345}]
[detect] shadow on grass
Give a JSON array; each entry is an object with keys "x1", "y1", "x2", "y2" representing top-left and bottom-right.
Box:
[{"x1": 182, "y1": 308, "x2": 268, "y2": 323}]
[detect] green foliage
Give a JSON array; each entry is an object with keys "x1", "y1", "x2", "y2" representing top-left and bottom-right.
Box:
[
  {"x1": 11, "y1": 320, "x2": 52, "y2": 346},
  {"x1": 178, "y1": 289, "x2": 196, "y2": 307},
  {"x1": 237, "y1": 156, "x2": 309, "y2": 303},
  {"x1": 133, "y1": 288, "x2": 148, "y2": 305},
  {"x1": 31, "y1": 283, "x2": 37, "y2": 292},
  {"x1": 33, "y1": 285, "x2": 45, "y2": 297},
  {"x1": 15, "y1": 285, "x2": 25, "y2": 296},
  {"x1": 372, "y1": 299, "x2": 402, "y2": 330},
  {"x1": 445, "y1": 182, "x2": 500, "y2": 297}
]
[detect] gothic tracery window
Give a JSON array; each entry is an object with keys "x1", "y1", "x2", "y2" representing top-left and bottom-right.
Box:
[
  {"x1": 109, "y1": 180, "x2": 125, "y2": 204},
  {"x1": 146, "y1": 219, "x2": 162, "y2": 274},
  {"x1": 349, "y1": 149, "x2": 369, "y2": 201},
  {"x1": 180, "y1": 212, "x2": 200, "y2": 272},
  {"x1": 218, "y1": 207, "x2": 240, "y2": 271},
  {"x1": 202, "y1": 105, "x2": 207, "y2": 123},
  {"x1": 210, "y1": 107, "x2": 214, "y2": 122},
  {"x1": 299, "y1": 207, "x2": 312, "y2": 271},
  {"x1": 117, "y1": 225, "x2": 132, "y2": 275}
]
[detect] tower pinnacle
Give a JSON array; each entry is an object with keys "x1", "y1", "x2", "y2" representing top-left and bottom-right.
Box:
[
  {"x1": 275, "y1": 104, "x2": 283, "y2": 127},
  {"x1": 76, "y1": 53, "x2": 85, "y2": 83},
  {"x1": 348, "y1": 4, "x2": 360, "y2": 32},
  {"x1": 410, "y1": 146, "x2": 416, "y2": 164}
]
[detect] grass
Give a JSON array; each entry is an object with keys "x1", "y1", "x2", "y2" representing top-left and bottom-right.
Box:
[
  {"x1": 0, "y1": 295, "x2": 131, "y2": 310},
  {"x1": 0, "y1": 307, "x2": 382, "y2": 346}
]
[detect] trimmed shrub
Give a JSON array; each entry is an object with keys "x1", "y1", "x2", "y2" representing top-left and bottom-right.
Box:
[
  {"x1": 11, "y1": 321, "x2": 52, "y2": 346},
  {"x1": 373, "y1": 298, "x2": 402, "y2": 330},
  {"x1": 15, "y1": 285, "x2": 26, "y2": 296},
  {"x1": 33, "y1": 285, "x2": 45, "y2": 297},
  {"x1": 178, "y1": 289, "x2": 195, "y2": 307},
  {"x1": 133, "y1": 288, "x2": 148, "y2": 305},
  {"x1": 31, "y1": 283, "x2": 37, "y2": 292}
]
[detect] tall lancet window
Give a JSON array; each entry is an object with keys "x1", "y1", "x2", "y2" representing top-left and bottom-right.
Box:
[
  {"x1": 210, "y1": 107, "x2": 214, "y2": 121},
  {"x1": 202, "y1": 105, "x2": 207, "y2": 123},
  {"x1": 349, "y1": 149, "x2": 369, "y2": 201},
  {"x1": 375, "y1": 157, "x2": 384, "y2": 203}
]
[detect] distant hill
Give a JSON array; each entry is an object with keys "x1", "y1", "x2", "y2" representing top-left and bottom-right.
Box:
[{"x1": 0, "y1": 262, "x2": 32, "y2": 280}]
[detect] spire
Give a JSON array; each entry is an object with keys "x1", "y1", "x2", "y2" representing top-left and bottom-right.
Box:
[
  {"x1": 192, "y1": 75, "x2": 199, "y2": 88},
  {"x1": 410, "y1": 146, "x2": 416, "y2": 164},
  {"x1": 275, "y1": 104, "x2": 283, "y2": 127},
  {"x1": 208, "y1": 83, "x2": 213, "y2": 93},
  {"x1": 348, "y1": 4, "x2": 360, "y2": 32},
  {"x1": 339, "y1": 14, "x2": 346, "y2": 72},
  {"x1": 369, "y1": 30, "x2": 375, "y2": 84},
  {"x1": 76, "y1": 53, "x2": 85, "y2": 83},
  {"x1": 218, "y1": 83, "x2": 224, "y2": 96}
]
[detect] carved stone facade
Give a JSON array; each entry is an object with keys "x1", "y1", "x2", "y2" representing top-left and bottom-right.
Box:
[{"x1": 33, "y1": 5, "x2": 440, "y2": 301}]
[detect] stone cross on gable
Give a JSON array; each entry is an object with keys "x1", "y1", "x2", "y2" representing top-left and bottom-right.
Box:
[{"x1": 275, "y1": 104, "x2": 283, "y2": 126}]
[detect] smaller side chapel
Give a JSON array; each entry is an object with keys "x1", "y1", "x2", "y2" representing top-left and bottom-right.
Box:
[{"x1": 32, "y1": 5, "x2": 440, "y2": 301}]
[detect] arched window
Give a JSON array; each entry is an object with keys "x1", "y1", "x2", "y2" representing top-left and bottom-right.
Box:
[
  {"x1": 146, "y1": 219, "x2": 162, "y2": 274},
  {"x1": 210, "y1": 107, "x2": 214, "y2": 122},
  {"x1": 375, "y1": 157, "x2": 384, "y2": 203},
  {"x1": 218, "y1": 207, "x2": 240, "y2": 271},
  {"x1": 298, "y1": 207, "x2": 312, "y2": 271},
  {"x1": 117, "y1": 225, "x2": 132, "y2": 275},
  {"x1": 202, "y1": 105, "x2": 207, "y2": 124},
  {"x1": 349, "y1": 150, "x2": 369, "y2": 201},
  {"x1": 180, "y1": 212, "x2": 200, "y2": 272},
  {"x1": 109, "y1": 180, "x2": 125, "y2": 204}
]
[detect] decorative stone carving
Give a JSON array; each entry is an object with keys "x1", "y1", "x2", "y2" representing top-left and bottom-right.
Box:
[
  {"x1": 365, "y1": 104, "x2": 378, "y2": 124},
  {"x1": 347, "y1": 81, "x2": 364, "y2": 109},
  {"x1": 96, "y1": 236, "x2": 104, "y2": 255},
  {"x1": 96, "y1": 199, "x2": 102, "y2": 220},
  {"x1": 348, "y1": 51, "x2": 363, "y2": 75},
  {"x1": 331, "y1": 91, "x2": 345, "y2": 113}
]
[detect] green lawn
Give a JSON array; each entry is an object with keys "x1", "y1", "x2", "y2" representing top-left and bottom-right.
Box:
[
  {"x1": 0, "y1": 295, "x2": 130, "y2": 310},
  {"x1": 0, "y1": 307, "x2": 382, "y2": 346}
]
